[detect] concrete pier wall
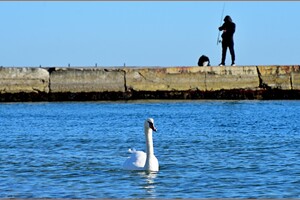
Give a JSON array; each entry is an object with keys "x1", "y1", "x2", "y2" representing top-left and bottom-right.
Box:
[
  {"x1": 0, "y1": 65, "x2": 300, "y2": 101},
  {"x1": 0, "y1": 67, "x2": 49, "y2": 93},
  {"x1": 50, "y1": 68, "x2": 125, "y2": 93}
]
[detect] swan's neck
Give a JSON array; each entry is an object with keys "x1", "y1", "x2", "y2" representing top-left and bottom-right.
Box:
[
  {"x1": 145, "y1": 128, "x2": 154, "y2": 156},
  {"x1": 144, "y1": 127, "x2": 158, "y2": 171}
]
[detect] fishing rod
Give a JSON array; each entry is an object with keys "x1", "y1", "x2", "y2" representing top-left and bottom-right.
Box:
[{"x1": 217, "y1": 2, "x2": 226, "y2": 45}]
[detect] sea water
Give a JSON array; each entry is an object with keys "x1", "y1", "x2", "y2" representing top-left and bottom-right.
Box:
[{"x1": 0, "y1": 100, "x2": 299, "y2": 198}]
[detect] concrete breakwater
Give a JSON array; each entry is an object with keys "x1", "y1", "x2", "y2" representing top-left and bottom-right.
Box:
[{"x1": 0, "y1": 65, "x2": 300, "y2": 101}]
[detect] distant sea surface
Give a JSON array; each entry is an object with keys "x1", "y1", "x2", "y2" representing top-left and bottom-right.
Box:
[{"x1": 0, "y1": 100, "x2": 299, "y2": 198}]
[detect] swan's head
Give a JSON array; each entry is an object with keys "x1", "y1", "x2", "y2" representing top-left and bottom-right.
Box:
[{"x1": 145, "y1": 118, "x2": 157, "y2": 132}]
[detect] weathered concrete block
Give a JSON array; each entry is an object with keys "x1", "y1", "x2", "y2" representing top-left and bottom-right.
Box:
[
  {"x1": 205, "y1": 66, "x2": 259, "y2": 90},
  {"x1": 257, "y1": 66, "x2": 295, "y2": 90},
  {"x1": 0, "y1": 67, "x2": 49, "y2": 93},
  {"x1": 290, "y1": 66, "x2": 300, "y2": 90},
  {"x1": 125, "y1": 67, "x2": 206, "y2": 91},
  {"x1": 50, "y1": 68, "x2": 125, "y2": 93}
]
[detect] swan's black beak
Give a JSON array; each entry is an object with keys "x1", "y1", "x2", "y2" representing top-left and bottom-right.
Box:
[
  {"x1": 148, "y1": 121, "x2": 157, "y2": 132},
  {"x1": 152, "y1": 126, "x2": 157, "y2": 132}
]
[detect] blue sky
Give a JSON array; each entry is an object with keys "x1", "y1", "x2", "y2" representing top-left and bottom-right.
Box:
[{"x1": 0, "y1": 1, "x2": 299, "y2": 67}]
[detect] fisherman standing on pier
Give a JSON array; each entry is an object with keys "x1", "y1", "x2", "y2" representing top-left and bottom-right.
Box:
[{"x1": 218, "y1": 15, "x2": 236, "y2": 66}]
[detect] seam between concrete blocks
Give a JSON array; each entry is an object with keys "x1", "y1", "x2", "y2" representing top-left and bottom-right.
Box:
[
  {"x1": 47, "y1": 67, "x2": 56, "y2": 94},
  {"x1": 290, "y1": 72, "x2": 293, "y2": 90},
  {"x1": 256, "y1": 66, "x2": 271, "y2": 89},
  {"x1": 122, "y1": 69, "x2": 127, "y2": 92},
  {"x1": 204, "y1": 66, "x2": 207, "y2": 91}
]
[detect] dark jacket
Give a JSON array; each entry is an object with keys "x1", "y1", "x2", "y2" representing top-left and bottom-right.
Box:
[{"x1": 219, "y1": 15, "x2": 235, "y2": 41}]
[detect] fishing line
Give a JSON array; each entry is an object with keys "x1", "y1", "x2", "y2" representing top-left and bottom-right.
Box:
[{"x1": 217, "y1": 2, "x2": 226, "y2": 45}]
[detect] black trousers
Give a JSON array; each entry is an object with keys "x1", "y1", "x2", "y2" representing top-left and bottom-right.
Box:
[{"x1": 221, "y1": 40, "x2": 235, "y2": 65}]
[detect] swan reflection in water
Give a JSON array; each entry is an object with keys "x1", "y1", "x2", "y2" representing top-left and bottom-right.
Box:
[{"x1": 138, "y1": 171, "x2": 158, "y2": 198}]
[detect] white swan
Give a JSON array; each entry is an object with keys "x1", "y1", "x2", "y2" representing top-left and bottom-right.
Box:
[{"x1": 123, "y1": 118, "x2": 159, "y2": 172}]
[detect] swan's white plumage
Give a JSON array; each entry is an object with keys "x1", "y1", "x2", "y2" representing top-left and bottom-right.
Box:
[
  {"x1": 123, "y1": 149, "x2": 146, "y2": 170},
  {"x1": 123, "y1": 118, "x2": 159, "y2": 172}
]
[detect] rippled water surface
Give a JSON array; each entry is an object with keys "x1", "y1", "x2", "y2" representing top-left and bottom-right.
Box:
[{"x1": 0, "y1": 100, "x2": 300, "y2": 198}]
